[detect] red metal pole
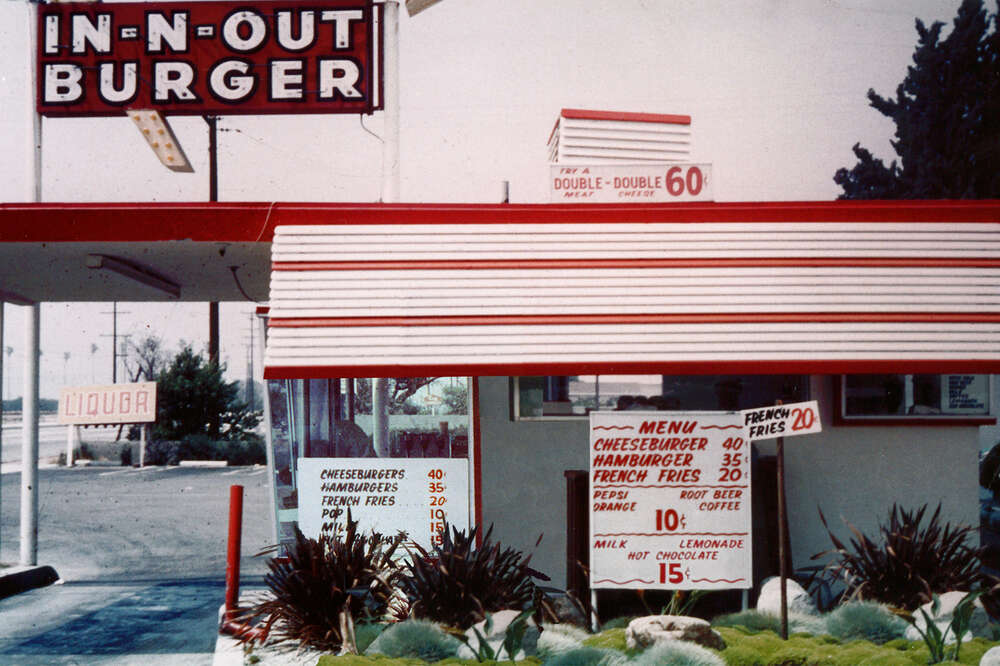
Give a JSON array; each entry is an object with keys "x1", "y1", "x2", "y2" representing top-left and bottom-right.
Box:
[{"x1": 225, "y1": 484, "x2": 244, "y2": 620}]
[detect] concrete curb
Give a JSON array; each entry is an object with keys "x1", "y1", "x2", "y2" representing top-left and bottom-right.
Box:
[{"x1": 0, "y1": 564, "x2": 60, "y2": 600}]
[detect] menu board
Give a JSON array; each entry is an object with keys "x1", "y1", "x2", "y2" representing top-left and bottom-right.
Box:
[
  {"x1": 298, "y1": 458, "x2": 469, "y2": 549},
  {"x1": 589, "y1": 411, "x2": 751, "y2": 590}
]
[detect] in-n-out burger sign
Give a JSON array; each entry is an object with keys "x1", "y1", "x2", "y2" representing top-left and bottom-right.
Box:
[{"x1": 37, "y1": 1, "x2": 380, "y2": 116}]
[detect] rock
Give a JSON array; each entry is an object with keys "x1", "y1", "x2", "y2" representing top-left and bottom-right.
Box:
[
  {"x1": 756, "y1": 577, "x2": 819, "y2": 616},
  {"x1": 456, "y1": 609, "x2": 539, "y2": 661},
  {"x1": 981, "y1": 645, "x2": 1000, "y2": 666},
  {"x1": 903, "y1": 591, "x2": 992, "y2": 644},
  {"x1": 625, "y1": 615, "x2": 726, "y2": 651}
]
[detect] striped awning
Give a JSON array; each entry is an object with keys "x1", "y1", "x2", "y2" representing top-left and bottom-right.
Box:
[{"x1": 263, "y1": 201, "x2": 1000, "y2": 378}]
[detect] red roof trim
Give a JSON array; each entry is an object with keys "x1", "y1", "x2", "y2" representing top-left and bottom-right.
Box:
[
  {"x1": 268, "y1": 312, "x2": 1000, "y2": 328},
  {"x1": 264, "y1": 359, "x2": 1000, "y2": 379},
  {"x1": 272, "y1": 257, "x2": 1000, "y2": 271},
  {"x1": 561, "y1": 108, "x2": 692, "y2": 125},
  {"x1": 0, "y1": 200, "x2": 997, "y2": 242}
]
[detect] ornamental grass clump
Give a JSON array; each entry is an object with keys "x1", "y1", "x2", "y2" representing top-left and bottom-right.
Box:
[
  {"x1": 814, "y1": 503, "x2": 984, "y2": 610},
  {"x1": 824, "y1": 600, "x2": 908, "y2": 644},
  {"x1": 242, "y1": 512, "x2": 404, "y2": 652},
  {"x1": 398, "y1": 523, "x2": 548, "y2": 630}
]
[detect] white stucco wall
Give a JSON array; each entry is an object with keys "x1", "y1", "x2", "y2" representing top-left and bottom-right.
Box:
[{"x1": 476, "y1": 375, "x2": 981, "y2": 590}]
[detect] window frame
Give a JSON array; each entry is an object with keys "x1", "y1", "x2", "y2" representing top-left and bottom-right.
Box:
[{"x1": 835, "y1": 374, "x2": 996, "y2": 426}]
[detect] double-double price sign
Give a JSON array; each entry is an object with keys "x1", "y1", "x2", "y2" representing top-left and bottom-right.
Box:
[{"x1": 589, "y1": 401, "x2": 820, "y2": 590}]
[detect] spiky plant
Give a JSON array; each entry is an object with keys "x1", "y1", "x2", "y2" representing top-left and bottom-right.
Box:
[
  {"x1": 398, "y1": 523, "x2": 548, "y2": 629},
  {"x1": 242, "y1": 512, "x2": 404, "y2": 652},
  {"x1": 814, "y1": 503, "x2": 984, "y2": 610}
]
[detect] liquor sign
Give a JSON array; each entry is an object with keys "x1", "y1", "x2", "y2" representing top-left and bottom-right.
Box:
[
  {"x1": 37, "y1": 1, "x2": 381, "y2": 117},
  {"x1": 549, "y1": 163, "x2": 713, "y2": 202},
  {"x1": 589, "y1": 411, "x2": 751, "y2": 590},
  {"x1": 741, "y1": 400, "x2": 822, "y2": 441},
  {"x1": 298, "y1": 458, "x2": 469, "y2": 549},
  {"x1": 58, "y1": 382, "x2": 157, "y2": 425}
]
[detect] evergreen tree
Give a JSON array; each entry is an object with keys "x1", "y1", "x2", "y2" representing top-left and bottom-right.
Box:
[
  {"x1": 834, "y1": 0, "x2": 1000, "y2": 198},
  {"x1": 153, "y1": 344, "x2": 259, "y2": 441}
]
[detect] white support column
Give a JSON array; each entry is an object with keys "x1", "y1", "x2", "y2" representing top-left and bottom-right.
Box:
[
  {"x1": 20, "y1": 304, "x2": 40, "y2": 566},
  {"x1": 373, "y1": 0, "x2": 400, "y2": 456},
  {"x1": 372, "y1": 379, "x2": 390, "y2": 456},
  {"x1": 381, "y1": 0, "x2": 400, "y2": 202},
  {"x1": 66, "y1": 424, "x2": 78, "y2": 467},
  {"x1": 27, "y1": 1, "x2": 42, "y2": 203}
]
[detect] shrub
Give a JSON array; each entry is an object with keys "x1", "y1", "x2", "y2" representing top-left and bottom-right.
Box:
[
  {"x1": 138, "y1": 434, "x2": 265, "y2": 466},
  {"x1": 711, "y1": 610, "x2": 825, "y2": 637},
  {"x1": 243, "y1": 513, "x2": 404, "y2": 652},
  {"x1": 814, "y1": 503, "x2": 984, "y2": 610},
  {"x1": 540, "y1": 646, "x2": 627, "y2": 666},
  {"x1": 824, "y1": 601, "x2": 908, "y2": 644},
  {"x1": 363, "y1": 619, "x2": 460, "y2": 661},
  {"x1": 398, "y1": 523, "x2": 547, "y2": 629},
  {"x1": 536, "y1": 623, "x2": 589, "y2": 659},
  {"x1": 631, "y1": 640, "x2": 724, "y2": 666},
  {"x1": 582, "y1": 627, "x2": 628, "y2": 653}
]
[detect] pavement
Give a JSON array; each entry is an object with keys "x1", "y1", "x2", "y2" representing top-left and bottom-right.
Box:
[
  {"x1": 0, "y1": 576, "x2": 266, "y2": 665},
  {"x1": 0, "y1": 465, "x2": 273, "y2": 664}
]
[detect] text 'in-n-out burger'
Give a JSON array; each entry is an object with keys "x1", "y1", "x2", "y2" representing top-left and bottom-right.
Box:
[{"x1": 37, "y1": 1, "x2": 381, "y2": 117}]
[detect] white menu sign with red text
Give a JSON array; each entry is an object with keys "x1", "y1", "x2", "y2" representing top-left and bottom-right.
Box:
[{"x1": 589, "y1": 411, "x2": 751, "y2": 590}]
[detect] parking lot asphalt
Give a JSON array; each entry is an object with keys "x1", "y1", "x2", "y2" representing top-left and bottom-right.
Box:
[{"x1": 0, "y1": 465, "x2": 273, "y2": 663}]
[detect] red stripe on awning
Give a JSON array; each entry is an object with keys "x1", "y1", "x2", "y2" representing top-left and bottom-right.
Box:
[
  {"x1": 267, "y1": 312, "x2": 1000, "y2": 328},
  {"x1": 271, "y1": 257, "x2": 1000, "y2": 271},
  {"x1": 264, "y1": 359, "x2": 1000, "y2": 379}
]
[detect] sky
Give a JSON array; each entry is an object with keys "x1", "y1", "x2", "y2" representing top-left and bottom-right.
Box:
[{"x1": 0, "y1": 0, "x2": 966, "y2": 399}]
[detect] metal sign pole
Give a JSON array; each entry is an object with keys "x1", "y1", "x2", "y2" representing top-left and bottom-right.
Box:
[{"x1": 775, "y1": 400, "x2": 789, "y2": 640}]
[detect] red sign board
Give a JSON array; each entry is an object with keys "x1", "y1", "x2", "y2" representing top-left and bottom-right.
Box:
[{"x1": 37, "y1": 1, "x2": 381, "y2": 117}]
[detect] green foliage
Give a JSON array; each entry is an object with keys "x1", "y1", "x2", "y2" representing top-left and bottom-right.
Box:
[
  {"x1": 710, "y1": 610, "x2": 826, "y2": 637},
  {"x1": 898, "y1": 591, "x2": 984, "y2": 664},
  {"x1": 598, "y1": 617, "x2": 634, "y2": 631},
  {"x1": 364, "y1": 620, "x2": 461, "y2": 662},
  {"x1": 539, "y1": 646, "x2": 627, "y2": 666},
  {"x1": 535, "y1": 623, "x2": 589, "y2": 659},
  {"x1": 354, "y1": 623, "x2": 387, "y2": 654},
  {"x1": 824, "y1": 602, "x2": 908, "y2": 645},
  {"x1": 399, "y1": 524, "x2": 546, "y2": 629},
  {"x1": 581, "y1": 627, "x2": 629, "y2": 653},
  {"x1": 153, "y1": 344, "x2": 260, "y2": 442},
  {"x1": 662, "y1": 589, "x2": 711, "y2": 616},
  {"x1": 630, "y1": 641, "x2": 724, "y2": 666},
  {"x1": 834, "y1": 0, "x2": 1000, "y2": 198},
  {"x1": 453, "y1": 611, "x2": 536, "y2": 663},
  {"x1": 815, "y1": 504, "x2": 983, "y2": 610},
  {"x1": 244, "y1": 514, "x2": 404, "y2": 652},
  {"x1": 713, "y1": 611, "x2": 783, "y2": 635},
  {"x1": 141, "y1": 434, "x2": 265, "y2": 465}
]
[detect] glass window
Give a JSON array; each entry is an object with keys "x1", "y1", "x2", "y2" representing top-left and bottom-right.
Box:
[
  {"x1": 842, "y1": 374, "x2": 992, "y2": 420},
  {"x1": 515, "y1": 374, "x2": 809, "y2": 419},
  {"x1": 267, "y1": 376, "x2": 471, "y2": 546}
]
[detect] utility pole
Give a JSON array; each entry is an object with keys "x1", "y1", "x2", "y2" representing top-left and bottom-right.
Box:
[
  {"x1": 242, "y1": 311, "x2": 255, "y2": 408},
  {"x1": 205, "y1": 115, "x2": 220, "y2": 367},
  {"x1": 100, "y1": 303, "x2": 130, "y2": 383}
]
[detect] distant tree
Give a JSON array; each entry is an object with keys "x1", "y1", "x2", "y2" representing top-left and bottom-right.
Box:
[
  {"x1": 152, "y1": 344, "x2": 259, "y2": 441},
  {"x1": 441, "y1": 382, "x2": 469, "y2": 415},
  {"x1": 834, "y1": 0, "x2": 1000, "y2": 198},
  {"x1": 351, "y1": 377, "x2": 438, "y2": 415},
  {"x1": 124, "y1": 335, "x2": 167, "y2": 383}
]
